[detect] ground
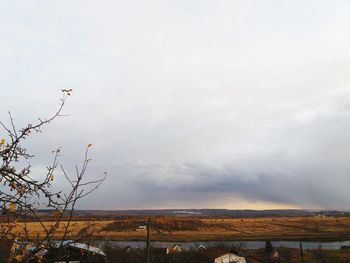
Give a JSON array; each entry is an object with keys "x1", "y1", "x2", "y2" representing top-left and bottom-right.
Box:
[{"x1": 4, "y1": 215, "x2": 350, "y2": 241}]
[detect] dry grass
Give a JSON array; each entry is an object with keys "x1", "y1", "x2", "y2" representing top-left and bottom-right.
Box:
[{"x1": 5, "y1": 216, "x2": 350, "y2": 241}]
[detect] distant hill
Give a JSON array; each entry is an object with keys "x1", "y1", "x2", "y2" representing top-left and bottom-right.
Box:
[{"x1": 60, "y1": 209, "x2": 349, "y2": 218}]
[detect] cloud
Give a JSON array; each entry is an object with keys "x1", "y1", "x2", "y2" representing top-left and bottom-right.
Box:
[{"x1": 1, "y1": 0, "x2": 350, "y2": 209}]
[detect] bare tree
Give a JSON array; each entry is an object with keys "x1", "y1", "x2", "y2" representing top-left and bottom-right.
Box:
[{"x1": 0, "y1": 90, "x2": 106, "y2": 262}]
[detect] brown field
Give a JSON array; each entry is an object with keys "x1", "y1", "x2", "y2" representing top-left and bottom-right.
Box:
[{"x1": 5, "y1": 215, "x2": 350, "y2": 241}]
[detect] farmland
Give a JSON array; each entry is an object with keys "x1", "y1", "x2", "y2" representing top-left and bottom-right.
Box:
[{"x1": 4, "y1": 215, "x2": 350, "y2": 241}]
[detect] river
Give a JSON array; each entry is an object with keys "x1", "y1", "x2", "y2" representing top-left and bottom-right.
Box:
[{"x1": 101, "y1": 240, "x2": 350, "y2": 250}]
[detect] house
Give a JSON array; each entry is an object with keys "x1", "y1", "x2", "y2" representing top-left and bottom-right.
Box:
[
  {"x1": 198, "y1": 248, "x2": 247, "y2": 263},
  {"x1": 166, "y1": 244, "x2": 182, "y2": 254},
  {"x1": 125, "y1": 245, "x2": 134, "y2": 253},
  {"x1": 214, "y1": 253, "x2": 247, "y2": 263},
  {"x1": 198, "y1": 244, "x2": 207, "y2": 250},
  {"x1": 268, "y1": 248, "x2": 280, "y2": 262},
  {"x1": 11, "y1": 239, "x2": 107, "y2": 263},
  {"x1": 136, "y1": 225, "x2": 147, "y2": 231}
]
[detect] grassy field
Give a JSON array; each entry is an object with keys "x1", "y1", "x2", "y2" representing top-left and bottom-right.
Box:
[{"x1": 6, "y1": 215, "x2": 350, "y2": 241}]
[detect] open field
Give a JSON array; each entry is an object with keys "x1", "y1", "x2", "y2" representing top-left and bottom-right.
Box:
[{"x1": 4, "y1": 215, "x2": 350, "y2": 241}]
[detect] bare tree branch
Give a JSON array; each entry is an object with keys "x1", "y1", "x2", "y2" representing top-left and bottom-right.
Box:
[{"x1": 0, "y1": 90, "x2": 106, "y2": 262}]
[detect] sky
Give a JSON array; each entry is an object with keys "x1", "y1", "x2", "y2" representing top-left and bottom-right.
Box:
[{"x1": 1, "y1": 0, "x2": 350, "y2": 210}]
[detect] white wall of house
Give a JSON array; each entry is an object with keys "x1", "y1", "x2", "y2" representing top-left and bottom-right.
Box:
[{"x1": 214, "y1": 253, "x2": 246, "y2": 263}]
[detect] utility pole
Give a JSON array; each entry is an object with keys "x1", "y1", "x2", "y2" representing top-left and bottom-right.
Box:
[
  {"x1": 146, "y1": 218, "x2": 151, "y2": 263},
  {"x1": 300, "y1": 242, "x2": 304, "y2": 263}
]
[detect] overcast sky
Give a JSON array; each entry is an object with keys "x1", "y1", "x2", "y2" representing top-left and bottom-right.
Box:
[{"x1": 1, "y1": 0, "x2": 350, "y2": 210}]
